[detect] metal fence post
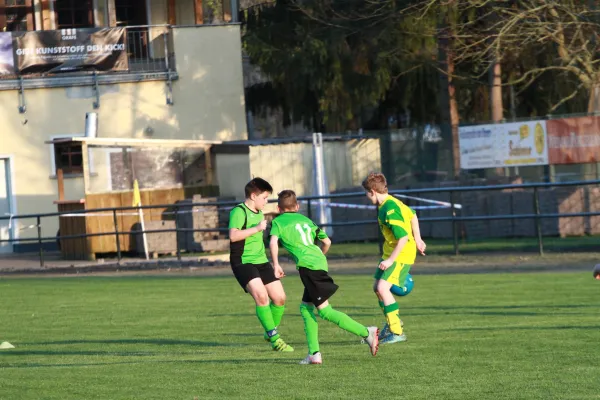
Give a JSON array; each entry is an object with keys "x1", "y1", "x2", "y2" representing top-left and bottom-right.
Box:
[
  {"x1": 307, "y1": 199, "x2": 312, "y2": 220},
  {"x1": 37, "y1": 216, "x2": 44, "y2": 267},
  {"x1": 534, "y1": 187, "x2": 544, "y2": 256},
  {"x1": 451, "y1": 191, "x2": 459, "y2": 255},
  {"x1": 113, "y1": 209, "x2": 121, "y2": 263},
  {"x1": 174, "y1": 204, "x2": 182, "y2": 262}
]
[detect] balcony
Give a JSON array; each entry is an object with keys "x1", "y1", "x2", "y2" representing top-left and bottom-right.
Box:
[{"x1": 0, "y1": 25, "x2": 178, "y2": 91}]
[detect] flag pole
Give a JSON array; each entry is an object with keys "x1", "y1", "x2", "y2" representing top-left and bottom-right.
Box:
[{"x1": 133, "y1": 179, "x2": 149, "y2": 260}]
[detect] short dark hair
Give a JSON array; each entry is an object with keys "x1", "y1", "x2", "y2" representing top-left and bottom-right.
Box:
[
  {"x1": 277, "y1": 190, "x2": 298, "y2": 211},
  {"x1": 362, "y1": 172, "x2": 388, "y2": 194},
  {"x1": 245, "y1": 177, "x2": 273, "y2": 198}
]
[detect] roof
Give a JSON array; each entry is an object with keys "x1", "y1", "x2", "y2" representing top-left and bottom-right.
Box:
[
  {"x1": 44, "y1": 137, "x2": 222, "y2": 148},
  {"x1": 223, "y1": 134, "x2": 381, "y2": 146}
]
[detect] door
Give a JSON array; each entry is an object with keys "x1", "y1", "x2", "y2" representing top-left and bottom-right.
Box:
[{"x1": 0, "y1": 158, "x2": 13, "y2": 253}]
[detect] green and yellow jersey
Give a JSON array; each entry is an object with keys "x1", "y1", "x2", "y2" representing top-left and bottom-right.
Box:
[
  {"x1": 229, "y1": 203, "x2": 269, "y2": 265},
  {"x1": 270, "y1": 212, "x2": 329, "y2": 271},
  {"x1": 378, "y1": 195, "x2": 417, "y2": 265}
]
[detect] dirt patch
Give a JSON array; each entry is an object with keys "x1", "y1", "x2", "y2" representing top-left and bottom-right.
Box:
[{"x1": 0, "y1": 252, "x2": 597, "y2": 279}]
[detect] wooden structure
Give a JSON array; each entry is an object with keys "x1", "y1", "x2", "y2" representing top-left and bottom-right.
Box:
[{"x1": 47, "y1": 137, "x2": 222, "y2": 260}]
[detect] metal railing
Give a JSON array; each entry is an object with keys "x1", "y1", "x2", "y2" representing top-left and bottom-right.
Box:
[
  {"x1": 0, "y1": 25, "x2": 175, "y2": 86},
  {"x1": 1, "y1": 179, "x2": 600, "y2": 267}
]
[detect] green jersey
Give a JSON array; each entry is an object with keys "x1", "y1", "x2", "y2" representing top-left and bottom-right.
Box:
[
  {"x1": 269, "y1": 212, "x2": 329, "y2": 271},
  {"x1": 229, "y1": 203, "x2": 268, "y2": 265}
]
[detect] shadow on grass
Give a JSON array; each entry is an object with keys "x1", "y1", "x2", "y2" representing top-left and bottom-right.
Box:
[
  {"x1": 0, "y1": 350, "x2": 160, "y2": 357},
  {"x1": 340, "y1": 304, "x2": 599, "y2": 311},
  {"x1": 19, "y1": 339, "x2": 244, "y2": 347},
  {"x1": 1, "y1": 357, "x2": 301, "y2": 369},
  {"x1": 450, "y1": 325, "x2": 600, "y2": 331}
]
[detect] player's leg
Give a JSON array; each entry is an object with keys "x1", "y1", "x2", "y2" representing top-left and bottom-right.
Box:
[
  {"x1": 259, "y1": 263, "x2": 287, "y2": 341},
  {"x1": 373, "y1": 262, "x2": 408, "y2": 344},
  {"x1": 373, "y1": 264, "x2": 407, "y2": 339},
  {"x1": 262, "y1": 265, "x2": 286, "y2": 329},
  {"x1": 246, "y1": 278, "x2": 292, "y2": 352},
  {"x1": 299, "y1": 290, "x2": 321, "y2": 365},
  {"x1": 231, "y1": 263, "x2": 292, "y2": 351},
  {"x1": 299, "y1": 268, "x2": 379, "y2": 356}
]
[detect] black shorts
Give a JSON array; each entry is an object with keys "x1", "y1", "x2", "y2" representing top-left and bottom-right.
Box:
[
  {"x1": 231, "y1": 262, "x2": 278, "y2": 292},
  {"x1": 299, "y1": 267, "x2": 339, "y2": 307}
]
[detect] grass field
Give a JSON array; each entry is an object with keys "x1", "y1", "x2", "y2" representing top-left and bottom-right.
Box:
[
  {"x1": 321, "y1": 236, "x2": 600, "y2": 258},
  {"x1": 1, "y1": 272, "x2": 599, "y2": 399}
]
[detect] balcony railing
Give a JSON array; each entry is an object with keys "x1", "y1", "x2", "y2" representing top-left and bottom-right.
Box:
[{"x1": 0, "y1": 25, "x2": 177, "y2": 91}]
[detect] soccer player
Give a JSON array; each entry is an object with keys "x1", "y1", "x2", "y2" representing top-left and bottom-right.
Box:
[
  {"x1": 229, "y1": 178, "x2": 293, "y2": 352},
  {"x1": 269, "y1": 190, "x2": 379, "y2": 365},
  {"x1": 362, "y1": 172, "x2": 426, "y2": 344}
]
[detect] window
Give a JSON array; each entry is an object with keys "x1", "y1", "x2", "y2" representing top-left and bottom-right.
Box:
[
  {"x1": 55, "y1": 0, "x2": 93, "y2": 29},
  {"x1": 115, "y1": 0, "x2": 147, "y2": 26},
  {"x1": 54, "y1": 142, "x2": 83, "y2": 175},
  {"x1": 0, "y1": 0, "x2": 35, "y2": 32}
]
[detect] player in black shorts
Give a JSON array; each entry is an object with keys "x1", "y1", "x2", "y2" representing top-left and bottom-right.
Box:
[{"x1": 229, "y1": 178, "x2": 293, "y2": 352}]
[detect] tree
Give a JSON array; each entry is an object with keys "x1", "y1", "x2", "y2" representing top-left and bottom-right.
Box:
[{"x1": 416, "y1": 0, "x2": 600, "y2": 113}]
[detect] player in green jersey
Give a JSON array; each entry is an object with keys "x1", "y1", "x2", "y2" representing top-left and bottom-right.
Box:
[
  {"x1": 269, "y1": 190, "x2": 379, "y2": 364},
  {"x1": 229, "y1": 178, "x2": 293, "y2": 352}
]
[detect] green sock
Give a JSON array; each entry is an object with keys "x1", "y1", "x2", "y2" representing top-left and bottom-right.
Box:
[
  {"x1": 378, "y1": 300, "x2": 385, "y2": 315},
  {"x1": 300, "y1": 303, "x2": 319, "y2": 355},
  {"x1": 256, "y1": 305, "x2": 279, "y2": 342},
  {"x1": 318, "y1": 305, "x2": 369, "y2": 338},
  {"x1": 270, "y1": 302, "x2": 285, "y2": 328}
]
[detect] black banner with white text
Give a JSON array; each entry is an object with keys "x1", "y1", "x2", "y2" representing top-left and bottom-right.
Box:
[{"x1": 8, "y1": 27, "x2": 128, "y2": 75}]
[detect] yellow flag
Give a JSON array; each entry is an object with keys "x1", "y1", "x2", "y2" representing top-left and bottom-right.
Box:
[{"x1": 132, "y1": 179, "x2": 141, "y2": 207}]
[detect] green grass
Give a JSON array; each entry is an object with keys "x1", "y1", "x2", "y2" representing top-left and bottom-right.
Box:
[
  {"x1": 320, "y1": 235, "x2": 600, "y2": 258},
  {"x1": 1, "y1": 272, "x2": 599, "y2": 399}
]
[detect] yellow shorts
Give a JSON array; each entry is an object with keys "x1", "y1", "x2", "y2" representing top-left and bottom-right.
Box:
[{"x1": 373, "y1": 260, "x2": 411, "y2": 286}]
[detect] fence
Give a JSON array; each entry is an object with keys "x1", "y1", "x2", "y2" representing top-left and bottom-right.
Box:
[{"x1": 1, "y1": 179, "x2": 600, "y2": 267}]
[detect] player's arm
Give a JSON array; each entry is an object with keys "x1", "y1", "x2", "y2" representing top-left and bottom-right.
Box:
[
  {"x1": 320, "y1": 237, "x2": 331, "y2": 255},
  {"x1": 269, "y1": 235, "x2": 281, "y2": 267},
  {"x1": 269, "y1": 222, "x2": 285, "y2": 278},
  {"x1": 315, "y1": 226, "x2": 331, "y2": 254},
  {"x1": 228, "y1": 207, "x2": 266, "y2": 242},
  {"x1": 411, "y1": 213, "x2": 426, "y2": 256},
  {"x1": 229, "y1": 224, "x2": 265, "y2": 242}
]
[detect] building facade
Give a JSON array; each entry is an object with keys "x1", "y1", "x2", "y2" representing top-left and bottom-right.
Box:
[{"x1": 0, "y1": 0, "x2": 247, "y2": 252}]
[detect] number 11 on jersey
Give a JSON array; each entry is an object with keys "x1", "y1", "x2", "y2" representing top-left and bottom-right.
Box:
[{"x1": 295, "y1": 223, "x2": 313, "y2": 246}]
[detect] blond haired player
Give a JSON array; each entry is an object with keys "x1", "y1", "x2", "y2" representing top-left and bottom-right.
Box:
[{"x1": 362, "y1": 172, "x2": 426, "y2": 344}]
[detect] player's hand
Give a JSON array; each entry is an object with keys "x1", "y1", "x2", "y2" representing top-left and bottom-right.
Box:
[
  {"x1": 257, "y1": 219, "x2": 267, "y2": 232},
  {"x1": 379, "y1": 259, "x2": 393, "y2": 271},
  {"x1": 273, "y1": 264, "x2": 285, "y2": 279},
  {"x1": 416, "y1": 239, "x2": 426, "y2": 256}
]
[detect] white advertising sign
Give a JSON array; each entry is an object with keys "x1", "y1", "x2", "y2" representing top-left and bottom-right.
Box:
[{"x1": 459, "y1": 120, "x2": 549, "y2": 169}]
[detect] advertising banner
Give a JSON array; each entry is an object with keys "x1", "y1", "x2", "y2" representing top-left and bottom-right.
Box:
[
  {"x1": 0, "y1": 32, "x2": 15, "y2": 76},
  {"x1": 459, "y1": 120, "x2": 548, "y2": 169},
  {"x1": 11, "y1": 27, "x2": 128, "y2": 75},
  {"x1": 458, "y1": 124, "x2": 500, "y2": 169},
  {"x1": 546, "y1": 116, "x2": 600, "y2": 164}
]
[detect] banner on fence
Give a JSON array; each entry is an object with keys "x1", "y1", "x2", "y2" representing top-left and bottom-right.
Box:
[
  {"x1": 546, "y1": 116, "x2": 600, "y2": 164},
  {"x1": 11, "y1": 28, "x2": 128, "y2": 75},
  {"x1": 459, "y1": 120, "x2": 549, "y2": 169}
]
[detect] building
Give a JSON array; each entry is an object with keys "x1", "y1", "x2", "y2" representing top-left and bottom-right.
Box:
[{"x1": 0, "y1": 0, "x2": 247, "y2": 253}]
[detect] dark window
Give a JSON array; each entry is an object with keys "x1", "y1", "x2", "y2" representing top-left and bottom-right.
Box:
[
  {"x1": 54, "y1": 143, "x2": 83, "y2": 175},
  {"x1": 55, "y1": 0, "x2": 93, "y2": 29},
  {"x1": 115, "y1": 0, "x2": 147, "y2": 26},
  {"x1": 0, "y1": 0, "x2": 35, "y2": 32}
]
